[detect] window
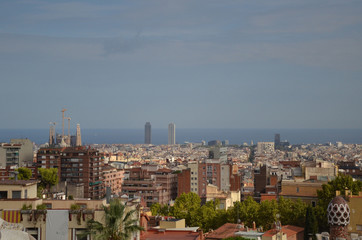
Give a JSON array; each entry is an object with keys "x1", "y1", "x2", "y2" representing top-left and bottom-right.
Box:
[
  {"x1": 12, "y1": 191, "x2": 21, "y2": 199},
  {"x1": 25, "y1": 189, "x2": 28, "y2": 199},
  {"x1": 311, "y1": 201, "x2": 316, "y2": 207},
  {"x1": 0, "y1": 191, "x2": 8, "y2": 199},
  {"x1": 296, "y1": 187, "x2": 299, "y2": 193}
]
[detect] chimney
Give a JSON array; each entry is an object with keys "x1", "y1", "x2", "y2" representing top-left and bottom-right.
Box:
[
  {"x1": 253, "y1": 221, "x2": 256, "y2": 230},
  {"x1": 198, "y1": 229, "x2": 204, "y2": 240},
  {"x1": 336, "y1": 190, "x2": 340, "y2": 196}
]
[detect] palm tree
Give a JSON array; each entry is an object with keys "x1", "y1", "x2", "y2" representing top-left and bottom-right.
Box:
[{"x1": 79, "y1": 199, "x2": 144, "y2": 240}]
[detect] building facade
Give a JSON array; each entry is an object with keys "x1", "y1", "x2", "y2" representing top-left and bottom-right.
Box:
[
  {"x1": 103, "y1": 165, "x2": 124, "y2": 197},
  {"x1": 37, "y1": 146, "x2": 104, "y2": 199},
  {"x1": 0, "y1": 139, "x2": 33, "y2": 167},
  {"x1": 168, "y1": 123, "x2": 176, "y2": 145},
  {"x1": 122, "y1": 166, "x2": 178, "y2": 207},
  {"x1": 145, "y1": 122, "x2": 151, "y2": 144}
]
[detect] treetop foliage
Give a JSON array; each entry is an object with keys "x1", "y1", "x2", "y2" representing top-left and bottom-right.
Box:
[
  {"x1": 151, "y1": 193, "x2": 307, "y2": 232},
  {"x1": 38, "y1": 168, "x2": 59, "y2": 189},
  {"x1": 16, "y1": 167, "x2": 32, "y2": 180}
]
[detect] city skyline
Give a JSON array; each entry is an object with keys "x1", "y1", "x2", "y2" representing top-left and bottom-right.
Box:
[{"x1": 0, "y1": 1, "x2": 361, "y2": 130}]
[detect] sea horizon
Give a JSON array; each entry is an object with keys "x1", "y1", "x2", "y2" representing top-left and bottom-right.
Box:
[{"x1": 1, "y1": 128, "x2": 362, "y2": 146}]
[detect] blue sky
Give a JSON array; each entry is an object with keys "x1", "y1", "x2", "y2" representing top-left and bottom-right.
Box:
[{"x1": 0, "y1": 0, "x2": 361, "y2": 129}]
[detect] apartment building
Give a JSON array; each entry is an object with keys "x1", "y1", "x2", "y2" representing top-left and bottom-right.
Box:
[
  {"x1": 0, "y1": 139, "x2": 33, "y2": 167},
  {"x1": 178, "y1": 160, "x2": 241, "y2": 202},
  {"x1": 37, "y1": 146, "x2": 104, "y2": 199},
  {"x1": 122, "y1": 166, "x2": 178, "y2": 207},
  {"x1": 103, "y1": 165, "x2": 124, "y2": 196}
]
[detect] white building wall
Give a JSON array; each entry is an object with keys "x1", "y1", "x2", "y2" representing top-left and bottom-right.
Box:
[
  {"x1": 188, "y1": 162, "x2": 199, "y2": 194},
  {"x1": 220, "y1": 164, "x2": 230, "y2": 191}
]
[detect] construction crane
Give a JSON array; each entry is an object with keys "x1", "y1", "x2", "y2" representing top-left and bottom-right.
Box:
[
  {"x1": 65, "y1": 117, "x2": 71, "y2": 145},
  {"x1": 61, "y1": 108, "x2": 67, "y2": 138}
]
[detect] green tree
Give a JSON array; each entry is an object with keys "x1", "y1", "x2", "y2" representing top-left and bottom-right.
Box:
[
  {"x1": 150, "y1": 202, "x2": 161, "y2": 216},
  {"x1": 258, "y1": 200, "x2": 278, "y2": 230},
  {"x1": 198, "y1": 199, "x2": 220, "y2": 231},
  {"x1": 171, "y1": 192, "x2": 201, "y2": 227},
  {"x1": 150, "y1": 203, "x2": 170, "y2": 216},
  {"x1": 80, "y1": 198, "x2": 143, "y2": 240},
  {"x1": 227, "y1": 197, "x2": 260, "y2": 228},
  {"x1": 278, "y1": 197, "x2": 307, "y2": 227},
  {"x1": 304, "y1": 206, "x2": 318, "y2": 240},
  {"x1": 17, "y1": 167, "x2": 32, "y2": 180},
  {"x1": 38, "y1": 168, "x2": 59, "y2": 190},
  {"x1": 316, "y1": 174, "x2": 362, "y2": 231}
]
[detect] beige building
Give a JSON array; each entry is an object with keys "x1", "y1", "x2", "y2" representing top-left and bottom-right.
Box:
[
  {"x1": 159, "y1": 219, "x2": 185, "y2": 229},
  {"x1": 348, "y1": 193, "x2": 362, "y2": 235},
  {"x1": 103, "y1": 165, "x2": 124, "y2": 196},
  {"x1": 206, "y1": 184, "x2": 240, "y2": 210},
  {"x1": 188, "y1": 162, "x2": 199, "y2": 194},
  {"x1": 0, "y1": 179, "x2": 142, "y2": 240},
  {"x1": 0, "y1": 139, "x2": 33, "y2": 167},
  {"x1": 0, "y1": 180, "x2": 38, "y2": 199},
  {"x1": 304, "y1": 160, "x2": 337, "y2": 181},
  {"x1": 279, "y1": 179, "x2": 324, "y2": 205}
]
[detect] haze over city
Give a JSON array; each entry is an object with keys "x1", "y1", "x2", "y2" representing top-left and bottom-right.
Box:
[{"x1": 0, "y1": 0, "x2": 362, "y2": 129}]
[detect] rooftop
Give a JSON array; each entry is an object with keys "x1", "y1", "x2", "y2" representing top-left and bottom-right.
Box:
[
  {"x1": 141, "y1": 230, "x2": 200, "y2": 240},
  {"x1": 0, "y1": 180, "x2": 39, "y2": 186}
]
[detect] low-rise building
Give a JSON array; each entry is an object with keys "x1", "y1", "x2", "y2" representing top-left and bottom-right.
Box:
[{"x1": 279, "y1": 179, "x2": 324, "y2": 205}]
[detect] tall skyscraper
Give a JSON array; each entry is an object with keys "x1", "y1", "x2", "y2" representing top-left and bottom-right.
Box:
[
  {"x1": 49, "y1": 122, "x2": 56, "y2": 146},
  {"x1": 145, "y1": 122, "x2": 151, "y2": 144},
  {"x1": 274, "y1": 133, "x2": 281, "y2": 146},
  {"x1": 76, "y1": 124, "x2": 82, "y2": 146},
  {"x1": 168, "y1": 122, "x2": 176, "y2": 145}
]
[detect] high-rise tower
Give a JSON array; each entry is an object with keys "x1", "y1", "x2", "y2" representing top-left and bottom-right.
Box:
[
  {"x1": 168, "y1": 123, "x2": 176, "y2": 145},
  {"x1": 76, "y1": 124, "x2": 82, "y2": 146},
  {"x1": 49, "y1": 122, "x2": 56, "y2": 145},
  {"x1": 274, "y1": 133, "x2": 281, "y2": 146},
  {"x1": 145, "y1": 122, "x2": 151, "y2": 144}
]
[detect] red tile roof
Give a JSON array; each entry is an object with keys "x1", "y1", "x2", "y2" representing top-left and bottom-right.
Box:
[
  {"x1": 263, "y1": 225, "x2": 304, "y2": 238},
  {"x1": 141, "y1": 230, "x2": 200, "y2": 240},
  {"x1": 205, "y1": 223, "x2": 244, "y2": 239}
]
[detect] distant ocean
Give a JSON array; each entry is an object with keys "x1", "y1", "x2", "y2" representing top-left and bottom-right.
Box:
[{"x1": 0, "y1": 129, "x2": 362, "y2": 145}]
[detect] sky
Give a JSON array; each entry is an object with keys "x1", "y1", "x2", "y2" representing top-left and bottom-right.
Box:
[{"x1": 0, "y1": 0, "x2": 361, "y2": 129}]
